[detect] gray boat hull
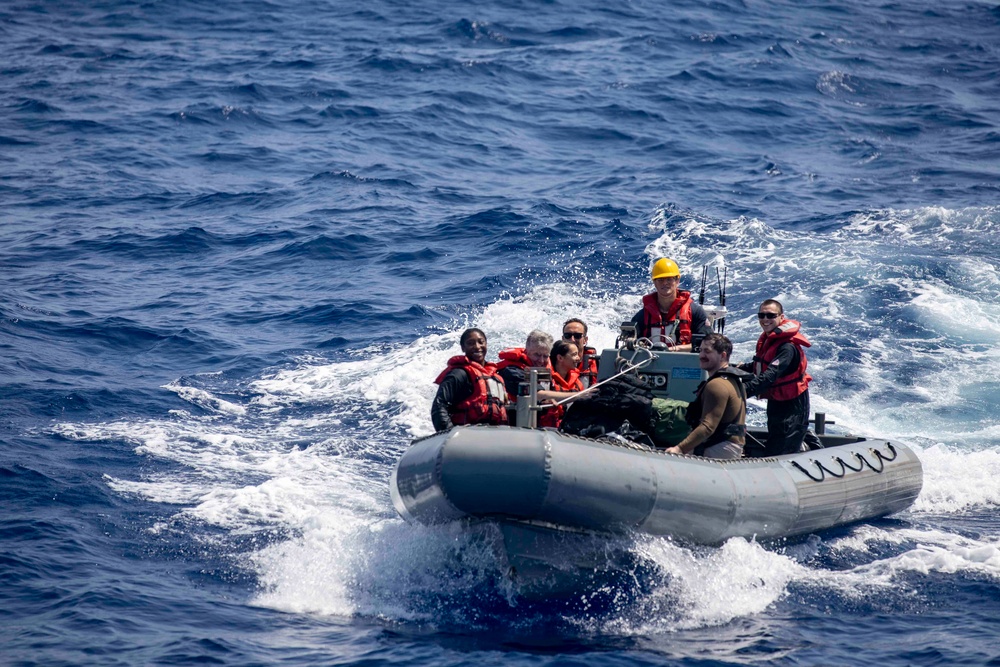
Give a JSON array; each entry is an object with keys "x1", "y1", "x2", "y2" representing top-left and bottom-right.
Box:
[{"x1": 390, "y1": 425, "x2": 923, "y2": 545}]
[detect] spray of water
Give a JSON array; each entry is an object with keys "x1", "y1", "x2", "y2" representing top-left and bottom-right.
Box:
[{"x1": 54, "y1": 206, "x2": 1000, "y2": 631}]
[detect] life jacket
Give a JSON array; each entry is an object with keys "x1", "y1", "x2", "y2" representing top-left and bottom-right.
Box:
[
  {"x1": 641, "y1": 291, "x2": 693, "y2": 345},
  {"x1": 497, "y1": 346, "x2": 553, "y2": 402},
  {"x1": 540, "y1": 367, "x2": 583, "y2": 428},
  {"x1": 685, "y1": 366, "x2": 749, "y2": 456},
  {"x1": 577, "y1": 346, "x2": 599, "y2": 389},
  {"x1": 496, "y1": 347, "x2": 544, "y2": 372},
  {"x1": 434, "y1": 356, "x2": 508, "y2": 426},
  {"x1": 752, "y1": 319, "x2": 812, "y2": 401}
]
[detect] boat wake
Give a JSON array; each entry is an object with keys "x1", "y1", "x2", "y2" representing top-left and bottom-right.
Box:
[{"x1": 49, "y1": 209, "x2": 1000, "y2": 631}]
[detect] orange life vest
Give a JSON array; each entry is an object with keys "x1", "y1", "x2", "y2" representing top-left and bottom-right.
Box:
[
  {"x1": 434, "y1": 356, "x2": 508, "y2": 426},
  {"x1": 753, "y1": 319, "x2": 812, "y2": 401},
  {"x1": 496, "y1": 347, "x2": 548, "y2": 372},
  {"x1": 540, "y1": 367, "x2": 583, "y2": 428},
  {"x1": 497, "y1": 347, "x2": 553, "y2": 401},
  {"x1": 641, "y1": 291, "x2": 693, "y2": 345}
]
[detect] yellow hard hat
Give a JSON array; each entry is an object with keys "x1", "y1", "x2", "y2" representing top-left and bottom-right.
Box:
[{"x1": 651, "y1": 257, "x2": 680, "y2": 280}]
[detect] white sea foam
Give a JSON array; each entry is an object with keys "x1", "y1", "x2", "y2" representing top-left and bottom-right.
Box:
[
  {"x1": 830, "y1": 526, "x2": 1000, "y2": 581},
  {"x1": 163, "y1": 381, "x2": 248, "y2": 416},
  {"x1": 56, "y1": 412, "x2": 392, "y2": 535},
  {"x1": 624, "y1": 536, "x2": 805, "y2": 631},
  {"x1": 909, "y1": 443, "x2": 1000, "y2": 513},
  {"x1": 250, "y1": 518, "x2": 504, "y2": 621},
  {"x1": 599, "y1": 518, "x2": 1000, "y2": 635}
]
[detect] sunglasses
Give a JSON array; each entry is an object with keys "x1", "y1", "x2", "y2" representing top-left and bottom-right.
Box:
[
  {"x1": 756, "y1": 312, "x2": 780, "y2": 320},
  {"x1": 563, "y1": 332, "x2": 585, "y2": 340}
]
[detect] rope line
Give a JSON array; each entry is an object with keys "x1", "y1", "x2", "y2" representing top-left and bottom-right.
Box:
[
  {"x1": 814, "y1": 459, "x2": 847, "y2": 478},
  {"x1": 836, "y1": 456, "x2": 865, "y2": 473},
  {"x1": 790, "y1": 460, "x2": 824, "y2": 482},
  {"x1": 791, "y1": 442, "x2": 898, "y2": 482}
]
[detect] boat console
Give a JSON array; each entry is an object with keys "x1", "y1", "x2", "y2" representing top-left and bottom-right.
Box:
[{"x1": 595, "y1": 322, "x2": 707, "y2": 402}]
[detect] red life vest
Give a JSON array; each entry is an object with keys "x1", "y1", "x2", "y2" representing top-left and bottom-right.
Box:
[
  {"x1": 540, "y1": 367, "x2": 583, "y2": 428},
  {"x1": 497, "y1": 347, "x2": 553, "y2": 400},
  {"x1": 434, "y1": 356, "x2": 508, "y2": 426},
  {"x1": 641, "y1": 291, "x2": 693, "y2": 345},
  {"x1": 753, "y1": 319, "x2": 812, "y2": 401},
  {"x1": 496, "y1": 347, "x2": 544, "y2": 372},
  {"x1": 576, "y1": 346, "x2": 599, "y2": 389}
]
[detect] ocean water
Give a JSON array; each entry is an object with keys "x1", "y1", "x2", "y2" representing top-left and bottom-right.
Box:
[{"x1": 2, "y1": 0, "x2": 999, "y2": 664}]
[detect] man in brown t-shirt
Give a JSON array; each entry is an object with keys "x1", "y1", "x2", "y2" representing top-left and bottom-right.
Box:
[{"x1": 666, "y1": 333, "x2": 747, "y2": 459}]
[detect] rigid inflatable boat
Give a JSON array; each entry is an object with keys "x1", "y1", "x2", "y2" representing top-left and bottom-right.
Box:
[
  {"x1": 390, "y1": 424, "x2": 922, "y2": 594},
  {"x1": 390, "y1": 425, "x2": 923, "y2": 545},
  {"x1": 393, "y1": 339, "x2": 923, "y2": 592}
]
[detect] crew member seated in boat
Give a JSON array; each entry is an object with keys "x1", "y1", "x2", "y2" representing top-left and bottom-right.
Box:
[
  {"x1": 630, "y1": 257, "x2": 713, "y2": 352},
  {"x1": 561, "y1": 318, "x2": 599, "y2": 388},
  {"x1": 737, "y1": 299, "x2": 813, "y2": 457},
  {"x1": 537, "y1": 339, "x2": 592, "y2": 428},
  {"x1": 431, "y1": 328, "x2": 508, "y2": 432},
  {"x1": 665, "y1": 333, "x2": 747, "y2": 459},
  {"x1": 495, "y1": 330, "x2": 554, "y2": 399}
]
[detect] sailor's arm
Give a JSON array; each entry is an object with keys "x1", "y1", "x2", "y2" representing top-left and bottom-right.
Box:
[
  {"x1": 667, "y1": 379, "x2": 729, "y2": 455},
  {"x1": 536, "y1": 387, "x2": 596, "y2": 404},
  {"x1": 431, "y1": 369, "x2": 471, "y2": 431},
  {"x1": 743, "y1": 343, "x2": 797, "y2": 397},
  {"x1": 691, "y1": 303, "x2": 714, "y2": 337},
  {"x1": 497, "y1": 366, "x2": 524, "y2": 401},
  {"x1": 629, "y1": 309, "x2": 645, "y2": 337}
]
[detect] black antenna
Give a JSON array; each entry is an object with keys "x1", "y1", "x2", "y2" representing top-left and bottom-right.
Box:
[
  {"x1": 699, "y1": 265, "x2": 707, "y2": 305},
  {"x1": 716, "y1": 266, "x2": 727, "y2": 334}
]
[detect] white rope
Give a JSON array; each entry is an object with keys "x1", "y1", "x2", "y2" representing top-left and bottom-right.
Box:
[{"x1": 548, "y1": 350, "x2": 656, "y2": 408}]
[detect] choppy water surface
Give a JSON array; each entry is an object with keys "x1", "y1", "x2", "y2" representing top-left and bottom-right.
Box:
[{"x1": 2, "y1": 0, "x2": 999, "y2": 664}]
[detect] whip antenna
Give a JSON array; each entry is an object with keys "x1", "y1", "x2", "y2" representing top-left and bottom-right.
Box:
[
  {"x1": 699, "y1": 265, "x2": 707, "y2": 305},
  {"x1": 716, "y1": 266, "x2": 727, "y2": 334}
]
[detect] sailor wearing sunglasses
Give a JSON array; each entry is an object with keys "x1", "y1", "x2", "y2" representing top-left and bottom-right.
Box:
[
  {"x1": 738, "y1": 299, "x2": 814, "y2": 457},
  {"x1": 561, "y1": 318, "x2": 599, "y2": 388}
]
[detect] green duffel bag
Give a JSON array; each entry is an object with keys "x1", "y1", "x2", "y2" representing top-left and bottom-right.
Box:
[{"x1": 650, "y1": 398, "x2": 691, "y2": 448}]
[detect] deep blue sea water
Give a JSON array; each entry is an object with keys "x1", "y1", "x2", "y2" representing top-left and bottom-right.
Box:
[{"x1": 3, "y1": 0, "x2": 1000, "y2": 664}]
